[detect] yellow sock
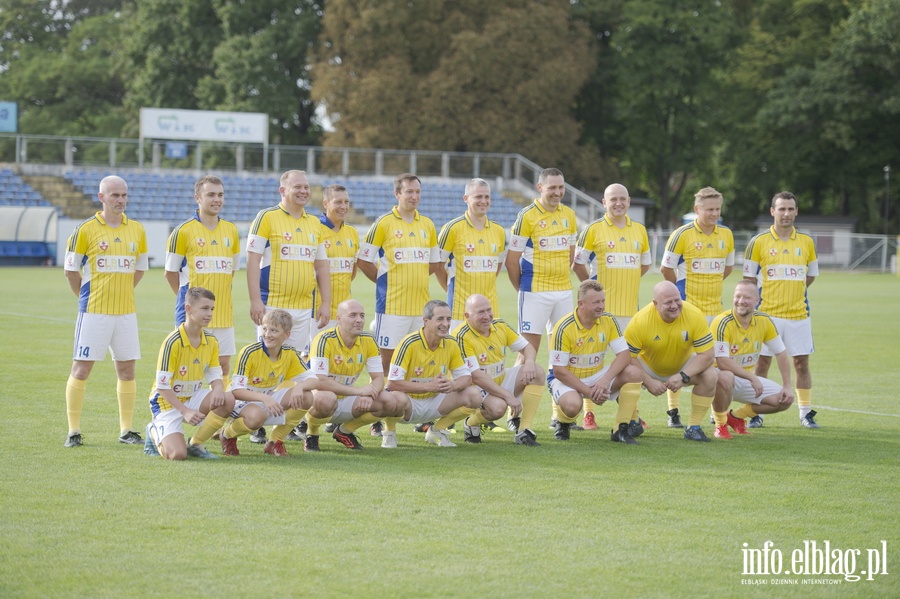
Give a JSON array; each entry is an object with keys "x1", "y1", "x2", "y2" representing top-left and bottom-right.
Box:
[
  {"x1": 712, "y1": 410, "x2": 728, "y2": 426},
  {"x1": 552, "y1": 403, "x2": 561, "y2": 422},
  {"x1": 688, "y1": 393, "x2": 714, "y2": 427},
  {"x1": 223, "y1": 417, "x2": 254, "y2": 440},
  {"x1": 583, "y1": 397, "x2": 594, "y2": 415},
  {"x1": 272, "y1": 409, "x2": 307, "y2": 441},
  {"x1": 631, "y1": 408, "x2": 640, "y2": 421},
  {"x1": 341, "y1": 412, "x2": 380, "y2": 433},
  {"x1": 117, "y1": 379, "x2": 137, "y2": 433},
  {"x1": 190, "y1": 412, "x2": 227, "y2": 445},
  {"x1": 466, "y1": 410, "x2": 491, "y2": 427},
  {"x1": 667, "y1": 388, "x2": 681, "y2": 410},
  {"x1": 796, "y1": 388, "x2": 811, "y2": 407},
  {"x1": 733, "y1": 404, "x2": 757, "y2": 419},
  {"x1": 615, "y1": 383, "x2": 641, "y2": 426},
  {"x1": 65, "y1": 376, "x2": 86, "y2": 433},
  {"x1": 306, "y1": 415, "x2": 330, "y2": 436},
  {"x1": 519, "y1": 384, "x2": 543, "y2": 431},
  {"x1": 555, "y1": 404, "x2": 578, "y2": 424},
  {"x1": 434, "y1": 407, "x2": 471, "y2": 430},
  {"x1": 383, "y1": 417, "x2": 402, "y2": 432}
]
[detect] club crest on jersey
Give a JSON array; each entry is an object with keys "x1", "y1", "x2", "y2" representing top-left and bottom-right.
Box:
[
  {"x1": 682, "y1": 331, "x2": 689, "y2": 342},
  {"x1": 283, "y1": 232, "x2": 292, "y2": 242},
  {"x1": 334, "y1": 354, "x2": 343, "y2": 365},
  {"x1": 466, "y1": 244, "x2": 475, "y2": 253},
  {"x1": 252, "y1": 377, "x2": 263, "y2": 385},
  {"x1": 694, "y1": 242, "x2": 703, "y2": 251},
  {"x1": 538, "y1": 220, "x2": 547, "y2": 229},
  {"x1": 731, "y1": 344, "x2": 740, "y2": 354},
  {"x1": 196, "y1": 238, "x2": 205, "y2": 247},
  {"x1": 478, "y1": 353, "x2": 488, "y2": 363},
  {"x1": 576, "y1": 338, "x2": 584, "y2": 347},
  {"x1": 394, "y1": 230, "x2": 403, "y2": 239},
  {"x1": 179, "y1": 366, "x2": 188, "y2": 376},
  {"x1": 99, "y1": 240, "x2": 109, "y2": 251},
  {"x1": 770, "y1": 248, "x2": 778, "y2": 256},
  {"x1": 324, "y1": 239, "x2": 331, "y2": 249},
  {"x1": 607, "y1": 241, "x2": 615, "y2": 249},
  {"x1": 414, "y1": 367, "x2": 424, "y2": 376}
]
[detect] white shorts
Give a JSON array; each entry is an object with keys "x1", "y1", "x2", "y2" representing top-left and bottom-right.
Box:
[
  {"x1": 732, "y1": 376, "x2": 784, "y2": 405},
  {"x1": 231, "y1": 387, "x2": 290, "y2": 425},
  {"x1": 517, "y1": 290, "x2": 573, "y2": 336},
  {"x1": 637, "y1": 355, "x2": 694, "y2": 381},
  {"x1": 258, "y1": 307, "x2": 312, "y2": 354},
  {"x1": 548, "y1": 367, "x2": 620, "y2": 404},
  {"x1": 480, "y1": 365, "x2": 520, "y2": 399},
  {"x1": 761, "y1": 317, "x2": 814, "y2": 357},
  {"x1": 207, "y1": 327, "x2": 235, "y2": 356},
  {"x1": 374, "y1": 314, "x2": 422, "y2": 350},
  {"x1": 150, "y1": 389, "x2": 211, "y2": 441},
  {"x1": 310, "y1": 319, "x2": 338, "y2": 349},
  {"x1": 403, "y1": 393, "x2": 446, "y2": 424},
  {"x1": 72, "y1": 312, "x2": 141, "y2": 362},
  {"x1": 329, "y1": 395, "x2": 360, "y2": 425}
]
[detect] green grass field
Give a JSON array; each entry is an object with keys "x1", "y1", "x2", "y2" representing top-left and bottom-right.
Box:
[{"x1": 1, "y1": 267, "x2": 898, "y2": 598}]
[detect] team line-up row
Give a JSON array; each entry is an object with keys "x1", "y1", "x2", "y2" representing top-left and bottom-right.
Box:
[{"x1": 61, "y1": 168, "x2": 821, "y2": 458}]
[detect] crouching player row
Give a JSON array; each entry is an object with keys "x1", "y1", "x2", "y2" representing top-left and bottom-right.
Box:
[
  {"x1": 548, "y1": 280, "x2": 644, "y2": 445},
  {"x1": 710, "y1": 280, "x2": 794, "y2": 438}
]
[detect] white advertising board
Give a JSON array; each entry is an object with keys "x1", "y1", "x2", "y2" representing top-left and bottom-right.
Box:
[{"x1": 140, "y1": 108, "x2": 268, "y2": 144}]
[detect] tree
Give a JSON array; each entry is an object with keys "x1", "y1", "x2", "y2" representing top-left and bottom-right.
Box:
[{"x1": 312, "y1": 0, "x2": 602, "y2": 186}]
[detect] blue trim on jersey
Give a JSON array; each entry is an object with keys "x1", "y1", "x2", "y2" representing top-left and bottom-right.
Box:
[
  {"x1": 375, "y1": 273, "x2": 387, "y2": 314},
  {"x1": 675, "y1": 277, "x2": 687, "y2": 300},
  {"x1": 259, "y1": 265, "x2": 270, "y2": 305},
  {"x1": 519, "y1": 239, "x2": 535, "y2": 292},
  {"x1": 174, "y1": 284, "x2": 188, "y2": 325}
]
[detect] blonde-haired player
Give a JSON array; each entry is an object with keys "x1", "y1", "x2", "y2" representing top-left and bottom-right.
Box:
[
  {"x1": 63, "y1": 175, "x2": 148, "y2": 448},
  {"x1": 743, "y1": 191, "x2": 819, "y2": 428},
  {"x1": 659, "y1": 186, "x2": 734, "y2": 428},
  {"x1": 548, "y1": 280, "x2": 644, "y2": 444},
  {"x1": 573, "y1": 182, "x2": 651, "y2": 430},
  {"x1": 219, "y1": 308, "x2": 318, "y2": 457},
  {"x1": 165, "y1": 175, "x2": 240, "y2": 376},
  {"x1": 145, "y1": 287, "x2": 236, "y2": 460}
]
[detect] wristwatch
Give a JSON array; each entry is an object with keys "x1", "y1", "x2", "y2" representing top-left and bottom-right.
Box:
[{"x1": 679, "y1": 371, "x2": 691, "y2": 384}]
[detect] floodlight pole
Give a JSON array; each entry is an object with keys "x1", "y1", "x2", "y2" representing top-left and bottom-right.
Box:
[{"x1": 884, "y1": 165, "x2": 891, "y2": 236}]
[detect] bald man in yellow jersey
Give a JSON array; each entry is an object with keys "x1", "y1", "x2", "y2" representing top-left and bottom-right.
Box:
[
  {"x1": 63, "y1": 175, "x2": 148, "y2": 448},
  {"x1": 710, "y1": 281, "x2": 794, "y2": 439},
  {"x1": 625, "y1": 281, "x2": 718, "y2": 442},
  {"x1": 358, "y1": 173, "x2": 441, "y2": 375},
  {"x1": 659, "y1": 187, "x2": 734, "y2": 428},
  {"x1": 573, "y1": 183, "x2": 651, "y2": 430},
  {"x1": 247, "y1": 169, "x2": 331, "y2": 353},
  {"x1": 548, "y1": 280, "x2": 645, "y2": 445},
  {"x1": 435, "y1": 178, "x2": 507, "y2": 330},
  {"x1": 165, "y1": 175, "x2": 240, "y2": 376},
  {"x1": 743, "y1": 191, "x2": 819, "y2": 428}
]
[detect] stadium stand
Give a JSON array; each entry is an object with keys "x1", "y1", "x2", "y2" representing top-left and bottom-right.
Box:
[{"x1": 0, "y1": 168, "x2": 54, "y2": 208}]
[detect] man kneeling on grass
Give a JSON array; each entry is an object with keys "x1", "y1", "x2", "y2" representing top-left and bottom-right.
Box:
[
  {"x1": 145, "y1": 287, "x2": 236, "y2": 460},
  {"x1": 381, "y1": 299, "x2": 482, "y2": 448},
  {"x1": 306, "y1": 299, "x2": 401, "y2": 451},
  {"x1": 219, "y1": 308, "x2": 318, "y2": 457}
]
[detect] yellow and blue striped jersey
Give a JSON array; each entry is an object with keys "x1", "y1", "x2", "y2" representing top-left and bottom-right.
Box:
[
  {"x1": 310, "y1": 327, "x2": 381, "y2": 398},
  {"x1": 359, "y1": 207, "x2": 439, "y2": 316},
  {"x1": 313, "y1": 215, "x2": 359, "y2": 317},
  {"x1": 509, "y1": 201, "x2": 577, "y2": 292},
  {"x1": 711, "y1": 309, "x2": 785, "y2": 372},
  {"x1": 574, "y1": 214, "x2": 652, "y2": 317},
  {"x1": 247, "y1": 205, "x2": 328, "y2": 310},
  {"x1": 229, "y1": 341, "x2": 311, "y2": 395},
  {"x1": 388, "y1": 329, "x2": 469, "y2": 399},
  {"x1": 149, "y1": 324, "x2": 221, "y2": 415},
  {"x1": 743, "y1": 226, "x2": 818, "y2": 320},
  {"x1": 453, "y1": 318, "x2": 526, "y2": 386},
  {"x1": 64, "y1": 212, "x2": 149, "y2": 315},
  {"x1": 438, "y1": 214, "x2": 507, "y2": 320},
  {"x1": 660, "y1": 221, "x2": 735, "y2": 316},
  {"x1": 165, "y1": 213, "x2": 240, "y2": 328},
  {"x1": 548, "y1": 310, "x2": 627, "y2": 381},
  {"x1": 625, "y1": 301, "x2": 713, "y2": 376}
]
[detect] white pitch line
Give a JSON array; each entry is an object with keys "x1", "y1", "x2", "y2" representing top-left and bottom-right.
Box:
[{"x1": 815, "y1": 405, "x2": 900, "y2": 419}]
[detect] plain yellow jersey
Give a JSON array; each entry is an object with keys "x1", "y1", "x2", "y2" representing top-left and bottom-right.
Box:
[
  {"x1": 574, "y1": 214, "x2": 651, "y2": 317},
  {"x1": 509, "y1": 200, "x2": 577, "y2": 292},
  {"x1": 625, "y1": 301, "x2": 713, "y2": 376},
  {"x1": 359, "y1": 207, "x2": 439, "y2": 316},
  {"x1": 549, "y1": 310, "x2": 628, "y2": 381},
  {"x1": 229, "y1": 341, "x2": 312, "y2": 395},
  {"x1": 313, "y1": 215, "x2": 359, "y2": 317},
  {"x1": 149, "y1": 324, "x2": 222, "y2": 415},
  {"x1": 438, "y1": 214, "x2": 507, "y2": 320},
  {"x1": 310, "y1": 327, "x2": 382, "y2": 398},
  {"x1": 64, "y1": 212, "x2": 149, "y2": 315},
  {"x1": 743, "y1": 226, "x2": 818, "y2": 320},
  {"x1": 711, "y1": 309, "x2": 785, "y2": 372},
  {"x1": 388, "y1": 329, "x2": 470, "y2": 399},
  {"x1": 247, "y1": 205, "x2": 328, "y2": 310},
  {"x1": 660, "y1": 221, "x2": 735, "y2": 316},
  {"x1": 453, "y1": 318, "x2": 527, "y2": 386},
  {"x1": 165, "y1": 213, "x2": 240, "y2": 327}
]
